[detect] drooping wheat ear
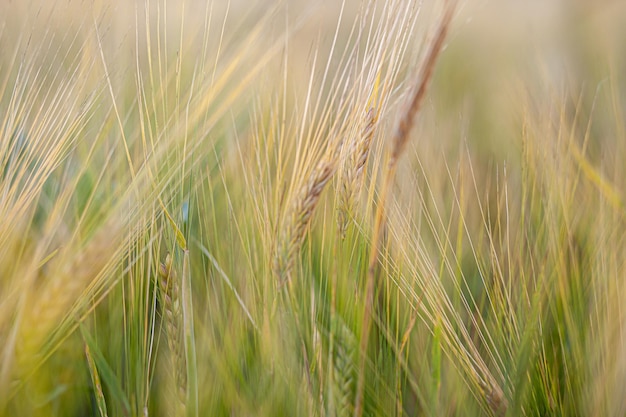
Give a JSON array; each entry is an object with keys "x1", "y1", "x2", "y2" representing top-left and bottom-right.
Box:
[
  {"x1": 354, "y1": 3, "x2": 456, "y2": 417},
  {"x1": 337, "y1": 108, "x2": 378, "y2": 239},
  {"x1": 16, "y1": 217, "x2": 122, "y2": 377},
  {"x1": 273, "y1": 155, "x2": 337, "y2": 285},
  {"x1": 158, "y1": 253, "x2": 187, "y2": 417}
]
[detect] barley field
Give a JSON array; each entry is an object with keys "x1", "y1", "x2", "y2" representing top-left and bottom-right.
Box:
[{"x1": 1, "y1": 0, "x2": 626, "y2": 416}]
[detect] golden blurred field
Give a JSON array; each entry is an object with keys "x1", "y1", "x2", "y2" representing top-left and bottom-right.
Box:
[{"x1": 1, "y1": 1, "x2": 626, "y2": 416}]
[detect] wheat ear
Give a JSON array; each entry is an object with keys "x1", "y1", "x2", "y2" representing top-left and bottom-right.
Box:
[
  {"x1": 331, "y1": 317, "x2": 358, "y2": 417},
  {"x1": 337, "y1": 108, "x2": 378, "y2": 239},
  {"x1": 158, "y1": 253, "x2": 187, "y2": 417},
  {"x1": 273, "y1": 155, "x2": 337, "y2": 285}
]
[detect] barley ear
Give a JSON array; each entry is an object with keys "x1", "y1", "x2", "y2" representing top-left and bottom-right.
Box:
[
  {"x1": 337, "y1": 108, "x2": 377, "y2": 239},
  {"x1": 331, "y1": 318, "x2": 357, "y2": 417},
  {"x1": 273, "y1": 156, "x2": 337, "y2": 285},
  {"x1": 158, "y1": 253, "x2": 187, "y2": 417}
]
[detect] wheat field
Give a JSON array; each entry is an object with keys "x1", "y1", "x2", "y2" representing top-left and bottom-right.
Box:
[{"x1": 1, "y1": 0, "x2": 626, "y2": 416}]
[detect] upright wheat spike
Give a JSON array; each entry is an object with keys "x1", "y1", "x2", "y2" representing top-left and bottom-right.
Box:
[
  {"x1": 337, "y1": 108, "x2": 378, "y2": 239},
  {"x1": 158, "y1": 253, "x2": 187, "y2": 417},
  {"x1": 332, "y1": 318, "x2": 358, "y2": 417},
  {"x1": 273, "y1": 155, "x2": 337, "y2": 285},
  {"x1": 354, "y1": 3, "x2": 457, "y2": 417}
]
